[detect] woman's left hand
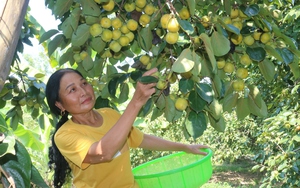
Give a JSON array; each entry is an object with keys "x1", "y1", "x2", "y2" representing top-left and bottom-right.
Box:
[{"x1": 184, "y1": 144, "x2": 210, "y2": 155}]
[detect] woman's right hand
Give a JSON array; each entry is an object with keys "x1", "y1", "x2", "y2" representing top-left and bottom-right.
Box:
[{"x1": 131, "y1": 68, "x2": 158, "y2": 107}]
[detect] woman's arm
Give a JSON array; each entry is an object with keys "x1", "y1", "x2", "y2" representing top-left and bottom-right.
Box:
[
  {"x1": 85, "y1": 68, "x2": 158, "y2": 164},
  {"x1": 139, "y1": 134, "x2": 209, "y2": 155}
]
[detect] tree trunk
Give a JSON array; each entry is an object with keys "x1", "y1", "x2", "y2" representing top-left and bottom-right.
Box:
[{"x1": 0, "y1": 0, "x2": 29, "y2": 92}]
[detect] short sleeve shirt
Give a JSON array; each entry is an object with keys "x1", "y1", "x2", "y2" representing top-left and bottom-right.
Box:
[{"x1": 54, "y1": 108, "x2": 143, "y2": 188}]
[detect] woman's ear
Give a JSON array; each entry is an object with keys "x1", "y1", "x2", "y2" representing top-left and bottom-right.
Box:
[{"x1": 55, "y1": 101, "x2": 64, "y2": 112}]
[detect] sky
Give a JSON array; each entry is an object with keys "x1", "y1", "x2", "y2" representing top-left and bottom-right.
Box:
[{"x1": 21, "y1": 1, "x2": 61, "y2": 74}]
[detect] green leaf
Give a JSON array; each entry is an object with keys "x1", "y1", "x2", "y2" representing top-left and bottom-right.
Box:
[
  {"x1": 39, "y1": 29, "x2": 59, "y2": 43},
  {"x1": 118, "y1": 83, "x2": 129, "y2": 103},
  {"x1": 186, "y1": 0, "x2": 195, "y2": 16},
  {"x1": 222, "y1": 92, "x2": 238, "y2": 113},
  {"x1": 91, "y1": 37, "x2": 106, "y2": 53},
  {"x1": 1, "y1": 141, "x2": 32, "y2": 188},
  {"x1": 108, "y1": 76, "x2": 120, "y2": 97},
  {"x1": 199, "y1": 33, "x2": 217, "y2": 73},
  {"x1": 264, "y1": 45, "x2": 284, "y2": 62},
  {"x1": 196, "y1": 83, "x2": 213, "y2": 103},
  {"x1": 61, "y1": 8, "x2": 81, "y2": 39},
  {"x1": 208, "y1": 99, "x2": 223, "y2": 120},
  {"x1": 138, "y1": 76, "x2": 158, "y2": 84},
  {"x1": 95, "y1": 96, "x2": 110, "y2": 109},
  {"x1": 53, "y1": 0, "x2": 73, "y2": 18},
  {"x1": 240, "y1": 4, "x2": 260, "y2": 17},
  {"x1": 289, "y1": 60, "x2": 300, "y2": 79},
  {"x1": 137, "y1": 27, "x2": 153, "y2": 52},
  {"x1": 164, "y1": 97, "x2": 176, "y2": 122},
  {"x1": 13, "y1": 123, "x2": 44, "y2": 151},
  {"x1": 236, "y1": 97, "x2": 250, "y2": 120},
  {"x1": 211, "y1": 30, "x2": 230, "y2": 57},
  {"x1": 279, "y1": 48, "x2": 294, "y2": 65},
  {"x1": 71, "y1": 24, "x2": 90, "y2": 47},
  {"x1": 48, "y1": 34, "x2": 65, "y2": 56},
  {"x1": 31, "y1": 165, "x2": 49, "y2": 187},
  {"x1": 258, "y1": 59, "x2": 275, "y2": 82},
  {"x1": 208, "y1": 114, "x2": 226, "y2": 132},
  {"x1": 81, "y1": 0, "x2": 101, "y2": 16},
  {"x1": 185, "y1": 111, "x2": 207, "y2": 139},
  {"x1": 217, "y1": 18, "x2": 240, "y2": 35},
  {"x1": 246, "y1": 47, "x2": 266, "y2": 62},
  {"x1": 247, "y1": 94, "x2": 268, "y2": 117},
  {"x1": 188, "y1": 90, "x2": 206, "y2": 112},
  {"x1": 178, "y1": 19, "x2": 194, "y2": 35},
  {"x1": 172, "y1": 48, "x2": 195, "y2": 73},
  {"x1": 179, "y1": 78, "x2": 194, "y2": 94},
  {"x1": 0, "y1": 124, "x2": 15, "y2": 157},
  {"x1": 82, "y1": 56, "x2": 94, "y2": 71},
  {"x1": 293, "y1": 135, "x2": 300, "y2": 142}
]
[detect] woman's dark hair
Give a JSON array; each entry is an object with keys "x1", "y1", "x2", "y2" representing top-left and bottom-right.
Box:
[{"x1": 45, "y1": 68, "x2": 83, "y2": 188}]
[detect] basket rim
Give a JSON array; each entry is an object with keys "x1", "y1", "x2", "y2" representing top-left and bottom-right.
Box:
[{"x1": 133, "y1": 148, "x2": 213, "y2": 179}]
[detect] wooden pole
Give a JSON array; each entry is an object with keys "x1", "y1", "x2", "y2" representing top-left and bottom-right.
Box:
[{"x1": 0, "y1": 0, "x2": 29, "y2": 92}]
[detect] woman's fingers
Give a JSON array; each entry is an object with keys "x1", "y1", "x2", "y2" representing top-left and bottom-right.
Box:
[{"x1": 143, "y1": 68, "x2": 158, "y2": 76}]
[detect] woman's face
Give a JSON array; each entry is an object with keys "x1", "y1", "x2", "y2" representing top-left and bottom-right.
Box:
[{"x1": 55, "y1": 72, "x2": 95, "y2": 115}]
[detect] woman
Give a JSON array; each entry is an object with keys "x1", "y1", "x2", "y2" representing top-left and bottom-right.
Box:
[{"x1": 46, "y1": 67, "x2": 209, "y2": 188}]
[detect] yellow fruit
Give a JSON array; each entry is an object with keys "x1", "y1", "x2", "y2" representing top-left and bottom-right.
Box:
[
  {"x1": 101, "y1": 50, "x2": 112, "y2": 58},
  {"x1": 120, "y1": 24, "x2": 130, "y2": 34},
  {"x1": 243, "y1": 35, "x2": 255, "y2": 46},
  {"x1": 89, "y1": 23, "x2": 103, "y2": 37},
  {"x1": 236, "y1": 67, "x2": 248, "y2": 79},
  {"x1": 230, "y1": 8, "x2": 239, "y2": 19},
  {"x1": 109, "y1": 41, "x2": 122, "y2": 52},
  {"x1": 80, "y1": 51, "x2": 88, "y2": 60},
  {"x1": 175, "y1": 98, "x2": 188, "y2": 111},
  {"x1": 111, "y1": 18, "x2": 122, "y2": 29},
  {"x1": 135, "y1": 6, "x2": 143, "y2": 12},
  {"x1": 231, "y1": 34, "x2": 243, "y2": 45},
  {"x1": 101, "y1": 29, "x2": 113, "y2": 42},
  {"x1": 112, "y1": 29, "x2": 121, "y2": 40},
  {"x1": 160, "y1": 14, "x2": 172, "y2": 29},
  {"x1": 253, "y1": 31, "x2": 262, "y2": 40},
  {"x1": 125, "y1": 32, "x2": 134, "y2": 42},
  {"x1": 223, "y1": 16, "x2": 232, "y2": 24},
  {"x1": 167, "y1": 18, "x2": 180, "y2": 32},
  {"x1": 232, "y1": 79, "x2": 245, "y2": 91},
  {"x1": 135, "y1": 0, "x2": 146, "y2": 8},
  {"x1": 119, "y1": 36, "x2": 130, "y2": 46},
  {"x1": 139, "y1": 14, "x2": 151, "y2": 27},
  {"x1": 223, "y1": 62, "x2": 235, "y2": 73},
  {"x1": 100, "y1": 17, "x2": 111, "y2": 28},
  {"x1": 165, "y1": 32, "x2": 179, "y2": 44},
  {"x1": 139, "y1": 55, "x2": 151, "y2": 65},
  {"x1": 179, "y1": 7, "x2": 190, "y2": 20},
  {"x1": 144, "y1": 4, "x2": 155, "y2": 15},
  {"x1": 127, "y1": 19, "x2": 138, "y2": 31},
  {"x1": 73, "y1": 53, "x2": 82, "y2": 63},
  {"x1": 239, "y1": 10, "x2": 248, "y2": 18},
  {"x1": 201, "y1": 15, "x2": 210, "y2": 28},
  {"x1": 232, "y1": 21, "x2": 243, "y2": 30},
  {"x1": 260, "y1": 32, "x2": 271, "y2": 44},
  {"x1": 217, "y1": 59, "x2": 226, "y2": 69},
  {"x1": 240, "y1": 54, "x2": 252, "y2": 66},
  {"x1": 180, "y1": 71, "x2": 192, "y2": 79},
  {"x1": 124, "y1": 3, "x2": 135, "y2": 12},
  {"x1": 156, "y1": 79, "x2": 168, "y2": 90},
  {"x1": 155, "y1": 28, "x2": 163, "y2": 37},
  {"x1": 102, "y1": 0, "x2": 115, "y2": 11},
  {"x1": 18, "y1": 98, "x2": 26, "y2": 106}
]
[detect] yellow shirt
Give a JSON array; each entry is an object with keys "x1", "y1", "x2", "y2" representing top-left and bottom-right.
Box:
[{"x1": 54, "y1": 108, "x2": 143, "y2": 188}]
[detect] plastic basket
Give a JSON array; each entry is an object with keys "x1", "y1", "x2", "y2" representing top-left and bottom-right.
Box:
[{"x1": 132, "y1": 148, "x2": 213, "y2": 188}]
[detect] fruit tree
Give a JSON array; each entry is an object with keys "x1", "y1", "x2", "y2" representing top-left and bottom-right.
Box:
[
  {"x1": 1, "y1": 0, "x2": 299, "y2": 139},
  {"x1": 37, "y1": 0, "x2": 300, "y2": 138}
]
